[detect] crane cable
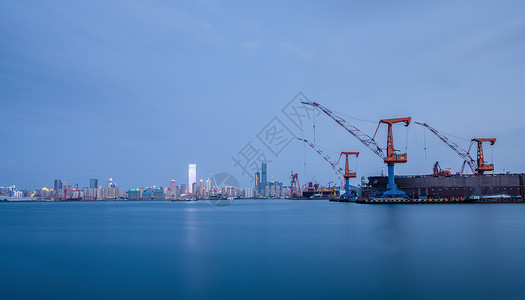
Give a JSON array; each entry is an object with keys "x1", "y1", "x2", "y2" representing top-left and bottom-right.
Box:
[
  {"x1": 423, "y1": 127, "x2": 427, "y2": 160},
  {"x1": 313, "y1": 106, "x2": 316, "y2": 142}
]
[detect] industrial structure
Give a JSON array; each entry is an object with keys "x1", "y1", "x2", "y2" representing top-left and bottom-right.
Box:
[
  {"x1": 339, "y1": 151, "x2": 359, "y2": 199},
  {"x1": 301, "y1": 101, "x2": 411, "y2": 198},
  {"x1": 297, "y1": 138, "x2": 360, "y2": 200},
  {"x1": 295, "y1": 101, "x2": 523, "y2": 203},
  {"x1": 414, "y1": 122, "x2": 496, "y2": 175}
]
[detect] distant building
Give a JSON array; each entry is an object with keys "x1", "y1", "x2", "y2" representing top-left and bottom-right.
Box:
[
  {"x1": 169, "y1": 180, "x2": 176, "y2": 191},
  {"x1": 142, "y1": 191, "x2": 153, "y2": 200},
  {"x1": 127, "y1": 189, "x2": 141, "y2": 200},
  {"x1": 255, "y1": 172, "x2": 260, "y2": 193},
  {"x1": 90, "y1": 179, "x2": 98, "y2": 189},
  {"x1": 188, "y1": 164, "x2": 196, "y2": 194},
  {"x1": 54, "y1": 179, "x2": 62, "y2": 191},
  {"x1": 107, "y1": 178, "x2": 116, "y2": 188},
  {"x1": 153, "y1": 189, "x2": 165, "y2": 200},
  {"x1": 244, "y1": 188, "x2": 255, "y2": 198},
  {"x1": 261, "y1": 163, "x2": 267, "y2": 187},
  {"x1": 179, "y1": 184, "x2": 187, "y2": 195},
  {"x1": 205, "y1": 179, "x2": 211, "y2": 194}
]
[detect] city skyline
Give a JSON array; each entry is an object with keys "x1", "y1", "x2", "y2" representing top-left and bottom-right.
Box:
[{"x1": 1, "y1": 1, "x2": 525, "y2": 190}]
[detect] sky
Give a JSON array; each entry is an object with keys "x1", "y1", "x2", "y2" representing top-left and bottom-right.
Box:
[{"x1": 1, "y1": 0, "x2": 524, "y2": 190}]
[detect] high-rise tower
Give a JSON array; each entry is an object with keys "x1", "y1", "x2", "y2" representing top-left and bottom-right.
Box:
[
  {"x1": 90, "y1": 179, "x2": 98, "y2": 189},
  {"x1": 255, "y1": 171, "x2": 260, "y2": 193},
  {"x1": 188, "y1": 164, "x2": 196, "y2": 194},
  {"x1": 261, "y1": 163, "x2": 267, "y2": 187},
  {"x1": 54, "y1": 179, "x2": 62, "y2": 191}
]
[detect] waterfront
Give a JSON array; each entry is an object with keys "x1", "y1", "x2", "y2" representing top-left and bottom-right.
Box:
[{"x1": 1, "y1": 200, "x2": 524, "y2": 300}]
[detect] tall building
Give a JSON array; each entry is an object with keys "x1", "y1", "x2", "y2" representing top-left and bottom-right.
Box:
[
  {"x1": 205, "y1": 179, "x2": 211, "y2": 193},
  {"x1": 188, "y1": 164, "x2": 196, "y2": 194},
  {"x1": 90, "y1": 179, "x2": 98, "y2": 189},
  {"x1": 255, "y1": 172, "x2": 260, "y2": 192},
  {"x1": 169, "y1": 180, "x2": 176, "y2": 191},
  {"x1": 54, "y1": 179, "x2": 62, "y2": 191},
  {"x1": 107, "y1": 178, "x2": 115, "y2": 188},
  {"x1": 180, "y1": 184, "x2": 187, "y2": 194},
  {"x1": 261, "y1": 163, "x2": 267, "y2": 196},
  {"x1": 261, "y1": 163, "x2": 267, "y2": 187}
]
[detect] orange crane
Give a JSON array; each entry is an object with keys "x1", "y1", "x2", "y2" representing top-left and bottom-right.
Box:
[
  {"x1": 339, "y1": 151, "x2": 359, "y2": 198},
  {"x1": 373, "y1": 118, "x2": 411, "y2": 163},
  {"x1": 415, "y1": 122, "x2": 495, "y2": 175},
  {"x1": 372, "y1": 118, "x2": 411, "y2": 197},
  {"x1": 470, "y1": 138, "x2": 496, "y2": 174},
  {"x1": 301, "y1": 101, "x2": 411, "y2": 198}
]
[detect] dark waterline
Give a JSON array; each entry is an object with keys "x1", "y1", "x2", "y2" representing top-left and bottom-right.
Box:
[{"x1": 1, "y1": 200, "x2": 524, "y2": 300}]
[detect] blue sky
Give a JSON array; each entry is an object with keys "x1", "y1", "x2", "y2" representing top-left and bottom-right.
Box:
[{"x1": 1, "y1": 0, "x2": 524, "y2": 189}]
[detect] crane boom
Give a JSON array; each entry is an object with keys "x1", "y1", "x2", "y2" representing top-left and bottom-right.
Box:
[
  {"x1": 298, "y1": 138, "x2": 344, "y2": 186},
  {"x1": 414, "y1": 122, "x2": 477, "y2": 173},
  {"x1": 301, "y1": 101, "x2": 386, "y2": 160}
]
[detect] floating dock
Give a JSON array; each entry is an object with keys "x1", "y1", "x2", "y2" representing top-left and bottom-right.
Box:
[{"x1": 367, "y1": 173, "x2": 525, "y2": 199}]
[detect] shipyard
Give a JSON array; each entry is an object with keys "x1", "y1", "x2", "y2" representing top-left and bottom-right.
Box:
[{"x1": 287, "y1": 101, "x2": 525, "y2": 204}]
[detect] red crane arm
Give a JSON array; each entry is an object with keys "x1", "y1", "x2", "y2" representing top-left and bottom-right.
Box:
[{"x1": 301, "y1": 101, "x2": 386, "y2": 160}]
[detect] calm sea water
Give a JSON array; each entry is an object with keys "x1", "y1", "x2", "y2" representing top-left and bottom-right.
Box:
[{"x1": 0, "y1": 200, "x2": 524, "y2": 300}]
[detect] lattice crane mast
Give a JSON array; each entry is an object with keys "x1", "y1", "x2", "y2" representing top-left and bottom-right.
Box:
[
  {"x1": 301, "y1": 101, "x2": 386, "y2": 160},
  {"x1": 298, "y1": 138, "x2": 344, "y2": 187},
  {"x1": 414, "y1": 122, "x2": 477, "y2": 174}
]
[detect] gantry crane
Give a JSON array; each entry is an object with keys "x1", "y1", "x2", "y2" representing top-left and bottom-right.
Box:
[
  {"x1": 298, "y1": 138, "x2": 345, "y2": 187},
  {"x1": 301, "y1": 101, "x2": 410, "y2": 198},
  {"x1": 338, "y1": 151, "x2": 359, "y2": 199},
  {"x1": 470, "y1": 138, "x2": 496, "y2": 174},
  {"x1": 415, "y1": 122, "x2": 495, "y2": 175}
]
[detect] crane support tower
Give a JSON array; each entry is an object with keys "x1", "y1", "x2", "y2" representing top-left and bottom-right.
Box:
[
  {"x1": 373, "y1": 118, "x2": 411, "y2": 197},
  {"x1": 470, "y1": 138, "x2": 496, "y2": 174},
  {"x1": 339, "y1": 152, "x2": 359, "y2": 199}
]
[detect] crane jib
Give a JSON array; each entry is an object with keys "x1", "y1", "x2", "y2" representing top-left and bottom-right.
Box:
[{"x1": 301, "y1": 101, "x2": 386, "y2": 160}]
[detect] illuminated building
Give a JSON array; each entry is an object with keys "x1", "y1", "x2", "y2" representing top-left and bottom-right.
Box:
[{"x1": 188, "y1": 164, "x2": 196, "y2": 194}]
